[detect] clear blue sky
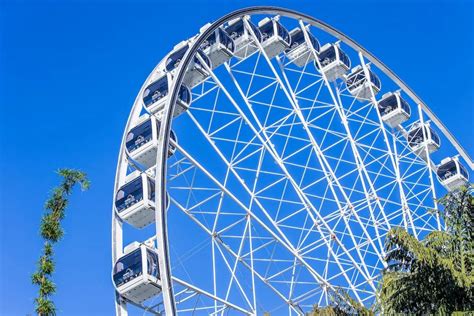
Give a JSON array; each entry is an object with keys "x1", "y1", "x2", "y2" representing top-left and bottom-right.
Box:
[{"x1": 0, "y1": 0, "x2": 472, "y2": 315}]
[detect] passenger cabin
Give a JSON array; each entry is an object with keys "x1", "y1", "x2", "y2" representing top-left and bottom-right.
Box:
[
  {"x1": 142, "y1": 74, "x2": 191, "y2": 119},
  {"x1": 115, "y1": 171, "x2": 169, "y2": 228},
  {"x1": 407, "y1": 123, "x2": 441, "y2": 154},
  {"x1": 257, "y1": 16, "x2": 291, "y2": 60},
  {"x1": 317, "y1": 43, "x2": 351, "y2": 82},
  {"x1": 224, "y1": 17, "x2": 262, "y2": 59},
  {"x1": 113, "y1": 242, "x2": 161, "y2": 303},
  {"x1": 126, "y1": 116, "x2": 177, "y2": 170},
  {"x1": 285, "y1": 26, "x2": 320, "y2": 67},
  {"x1": 165, "y1": 41, "x2": 212, "y2": 88},
  {"x1": 377, "y1": 91, "x2": 411, "y2": 128},
  {"x1": 436, "y1": 157, "x2": 469, "y2": 191},
  {"x1": 200, "y1": 24, "x2": 235, "y2": 69},
  {"x1": 345, "y1": 65, "x2": 381, "y2": 101}
]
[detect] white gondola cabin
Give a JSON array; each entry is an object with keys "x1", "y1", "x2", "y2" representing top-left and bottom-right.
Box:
[
  {"x1": 257, "y1": 16, "x2": 291, "y2": 60},
  {"x1": 377, "y1": 91, "x2": 411, "y2": 128},
  {"x1": 115, "y1": 171, "x2": 170, "y2": 228},
  {"x1": 436, "y1": 157, "x2": 469, "y2": 191},
  {"x1": 126, "y1": 116, "x2": 177, "y2": 169},
  {"x1": 317, "y1": 43, "x2": 351, "y2": 82},
  {"x1": 142, "y1": 74, "x2": 191, "y2": 119},
  {"x1": 113, "y1": 242, "x2": 161, "y2": 303},
  {"x1": 165, "y1": 41, "x2": 212, "y2": 88},
  {"x1": 345, "y1": 65, "x2": 381, "y2": 101},
  {"x1": 224, "y1": 17, "x2": 262, "y2": 59},
  {"x1": 285, "y1": 26, "x2": 320, "y2": 67},
  {"x1": 407, "y1": 123, "x2": 441, "y2": 154},
  {"x1": 200, "y1": 24, "x2": 235, "y2": 69}
]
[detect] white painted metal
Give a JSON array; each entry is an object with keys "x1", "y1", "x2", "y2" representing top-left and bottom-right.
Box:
[
  {"x1": 166, "y1": 41, "x2": 212, "y2": 88},
  {"x1": 112, "y1": 6, "x2": 473, "y2": 315},
  {"x1": 416, "y1": 104, "x2": 441, "y2": 230},
  {"x1": 126, "y1": 115, "x2": 177, "y2": 170},
  {"x1": 377, "y1": 91, "x2": 411, "y2": 128},
  {"x1": 114, "y1": 172, "x2": 156, "y2": 229},
  {"x1": 225, "y1": 16, "x2": 261, "y2": 59},
  {"x1": 437, "y1": 157, "x2": 469, "y2": 191},
  {"x1": 356, "y1": 52, "x2": 418, "y2": 238},
  {"x1": 292, "y1": 40, "x2": 390, "y2": 260},
  {"x1": 143, "y1": 73, "x2": 191, "y2": 120},
  {"x1": 285, "y1": 25, "x2": 319, "y2": 67},
  {"x1": 113, "y1": 244, "x2": 162, "y2": 303},
  {"x1": 257, "y1": 16, "x2": 290, "y2": 59},
  {"x1": 317, "y1": 43, "x2": 350, "y2": 82},
  {"x1": 345, "y1": 65, "x2": 381, "y2": 101},
  {"x1": 408, "y1": 121, "x2": 440, "y2": 155}
]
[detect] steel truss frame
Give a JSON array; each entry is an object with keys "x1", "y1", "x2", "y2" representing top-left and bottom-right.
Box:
[{"x1": 112, "y1": 6, "x2": 473, "y2": 315}]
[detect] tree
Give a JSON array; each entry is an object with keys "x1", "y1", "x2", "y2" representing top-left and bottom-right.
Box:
[
  {"x1": 31, "y1": 169, "x2": 90, "y2": 316},
  {"x1": 308, "y1": 288, "x2": 374, "y2": 316},
  {"x1": 379, "y1": 185, "x2": 474, "y2": 314}
]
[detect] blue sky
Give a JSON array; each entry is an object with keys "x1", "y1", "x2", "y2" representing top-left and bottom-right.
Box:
[{"x1": 0, "y1": 0, "x2": 472, "y2": 315}]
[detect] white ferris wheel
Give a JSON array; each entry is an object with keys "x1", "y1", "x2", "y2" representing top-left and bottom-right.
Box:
[{"x1": 111, "y1": 6, "x2": 473, "y2": 315}]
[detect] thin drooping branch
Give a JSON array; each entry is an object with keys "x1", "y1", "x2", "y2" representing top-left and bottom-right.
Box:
[{"x1": 32, "y1": 169, "x2": 90, "y2": 316}]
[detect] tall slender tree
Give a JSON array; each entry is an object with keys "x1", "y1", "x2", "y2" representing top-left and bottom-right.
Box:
[
  {"x1": 31, "y1": 169, "x2": 90, "y2": 315},
  {"x1": 379, "y1": 185, "x2": 474, "y2": 314}
]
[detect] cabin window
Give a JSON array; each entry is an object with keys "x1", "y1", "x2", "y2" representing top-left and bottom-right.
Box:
[
  {"x1": 178, "y1": 85, "x2": 191, "y2": 104},
  {"x1": 196, "y1": 50, "x2": 211, "y2": 68},
  {"x1": 430, "y1": 128, "x2": 440, "y2": 146},
  {"x1": 276, "y1": 22, "x2": 290, "y2": 43},
  {"x1": 339, "y1": 49, "x2": 350, "y2": 68},
  {"x1": 400, "y1": 98, "x2": 411, "y2": 115},
  {"x1": 460, "y1": 164, "x2": 469, "y2": 179},
  {"x1": 115, "y1": 177, "x2": 144, "y2": 212},
  {"x1": 370, "y1": 71, "x2": 381, "y2": 89},
  {"x1": 147, "y1": 250, "x2": 160, "y2": 278},
  {"x1": 437, "y1": 161, "x2": 457, "y2": 179},
  {"x1": 309, "y1": 33, "x2": 319, "y2": 51},
  {"x1": 218, "y1": 28, "x2": 234, "y2": 51},
  {"x1": 408, "y1": 127, "x2": 424, "y2": 146},
  {"x1": 147, "y1": 178, "x2": 155, "y2": 201},
  {"x1": 143, "y1": 78, "x2": 169, "y2": 107},
  {"x1": 318, "y1": 46, "x2": 336, "y2": 67},
  {"x1": 259, "y1": 21, "x2": 273, "y2": 41},
  {"x1": 226, "y1": 20, "x2": 245, "y2": 40},
  {"x1": 126, "y1": 119, "x2": 153, "y2": 153},
  {"x1": 201, "y1": 32, "x2": 217, "y2": 50},
  {"x1": 166, "y1": 45, "x2": 188, "y2": 72},
  {"x1": 113, "y1": 249, "x2": 143, "y2": 287},
  {"x1": 347, "y1": 69, "x2": 366, "y2": 88},
  {"x1": 290, "y1": 29, "x2": 305, "y2": 49},
  {"x1": 378, "y1": 95, "x2": 397, "y2": 114},
  {"x1": 249, "y1": 21, "x2": 262, "y2": 42}
]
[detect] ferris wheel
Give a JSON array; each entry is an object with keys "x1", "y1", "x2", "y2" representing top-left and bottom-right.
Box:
[{"x1": 111, "y1": 7, "x2": 473, "y2": 315}]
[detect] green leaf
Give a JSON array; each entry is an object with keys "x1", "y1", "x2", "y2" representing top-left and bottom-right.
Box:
[
  {"x1": 378, "y1": 184, "x2": 474, "y2": 314},
  {"x1": 40, "y1": 213, "x2": 63, "y2": 243},
  {"x1": 35, "y1": 297, "x2": 56, "y2": 316},
  {"x1": 32, "y1": 168, "x2": 89, "y2": 315},
  {"x1": 31, "y1": 272, "x2": 43, "y2": 286},
  {"x1": 39, "y1": 278, "x2": 56, "y2": 297}
]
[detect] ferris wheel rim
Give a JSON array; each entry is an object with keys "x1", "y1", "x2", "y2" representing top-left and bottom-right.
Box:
[
  {"x1": 112, "y1": 6, "x2": 472, "y2": 315},
  {"x1": 156, "y1": 7, "x2": 472, "y2": 313}
]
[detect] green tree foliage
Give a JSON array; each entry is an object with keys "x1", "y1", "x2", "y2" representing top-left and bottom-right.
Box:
[
  {"x1": 308, "y1": 288, "x2": 374, "y2": 316},
  {"x1": 379, "y1": 185, "x2": 474, "y2": 314},
  {"x1": 32, "y1": 169, "x2": 89, "y2": 316}
]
